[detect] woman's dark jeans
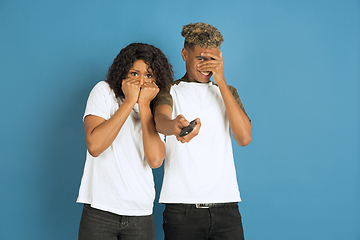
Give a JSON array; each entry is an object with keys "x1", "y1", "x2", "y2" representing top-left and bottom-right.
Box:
[{"x1": 78, "y1": 204, "x2": 155, "y2": 240}]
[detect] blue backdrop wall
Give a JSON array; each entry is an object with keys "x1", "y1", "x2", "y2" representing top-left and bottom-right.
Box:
[{"x1": 0, "y1": 0, "x2": 359, "y2": 239}]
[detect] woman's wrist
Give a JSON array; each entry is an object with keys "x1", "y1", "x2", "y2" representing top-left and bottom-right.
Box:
[
  {"x1": 137, "y1": 99, "x2": 151, "y2": 108},
  {"x1": 122, "y1": 97, "x2": 137, "y2": 107}
]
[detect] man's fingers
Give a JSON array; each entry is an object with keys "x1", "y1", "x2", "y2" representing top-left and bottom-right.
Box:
[
  {"x1": 193, "y1": 118, "x2": 201, "y2": 134},
  {"x1": 198, "y1": 60, "x2": 222, "y2": 70},
  {"x1": 201, "y1": 51, "x2": 222, "y2": 60},
  {"x1": 176, "y1": 118, "x2": 201, "y2": 143},
  {"x1": 177, "y1": 115, "x2": 189, "y2": 127},
  {"x1": 184, "y1": 118, "x2": 201, "y2": 139}
]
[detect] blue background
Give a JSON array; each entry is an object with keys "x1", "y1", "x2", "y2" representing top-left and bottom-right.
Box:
[{"x1": 1, "y1": 0, "x2": 359, "y2": 239}]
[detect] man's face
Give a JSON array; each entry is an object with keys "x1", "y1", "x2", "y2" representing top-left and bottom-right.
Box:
[{"x1": 182, "y1": 45, "x2": 220, "y2": 83}]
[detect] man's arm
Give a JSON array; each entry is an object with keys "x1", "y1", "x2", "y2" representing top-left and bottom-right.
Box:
[
  {"x1": 198, "y1": 51, "x2": 252, "y2": 146},
  {"x1": 154, "y1": 104, "x2": 201, "y2": 143},
  {"x1": 217, "y1": 83, "x2": 252, "y2": 146}
]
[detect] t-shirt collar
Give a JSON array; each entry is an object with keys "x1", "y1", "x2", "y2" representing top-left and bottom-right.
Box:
[{"x1": 181, "y1": 74, "x2": 211, "y2": 84}]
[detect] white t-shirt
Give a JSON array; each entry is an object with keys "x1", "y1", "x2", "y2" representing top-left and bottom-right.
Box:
[
  {"x1": 77, "y1": 81, "x2": 160, "y2": 216},
  {"x1": 159, "y1": 79, "x2": 241, "y2": 204}
]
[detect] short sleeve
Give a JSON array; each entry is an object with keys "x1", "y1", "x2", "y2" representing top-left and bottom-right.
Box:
[
  {"x1": 83, "y1": 81, "x2": 114, "y2": 121},
  {"x1": 228, "y1": 85, "x2": 251, "y2": 121},
  {"x1": 151, "y1": 88, "x2": 173, "y2": 112}
]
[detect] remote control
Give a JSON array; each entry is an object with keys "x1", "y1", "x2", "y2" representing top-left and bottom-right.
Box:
[{"x1": 179, "y1": 119, "x2": 196, "y2": 137}]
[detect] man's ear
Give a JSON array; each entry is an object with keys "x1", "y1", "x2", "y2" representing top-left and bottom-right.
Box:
[{"x1": 181, "y1": 48, "x2": 187, "y2": 61}]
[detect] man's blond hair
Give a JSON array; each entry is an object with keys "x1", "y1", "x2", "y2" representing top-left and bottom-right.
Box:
[{"x1": 181, "y1": 22, "x2": 224, "y2": 49}]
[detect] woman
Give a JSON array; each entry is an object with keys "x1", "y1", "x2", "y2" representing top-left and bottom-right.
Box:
[{"x1": 77, "y1": 43, "x2": 173, "y2": 240}]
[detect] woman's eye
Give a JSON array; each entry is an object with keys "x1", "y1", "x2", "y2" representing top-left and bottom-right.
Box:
[
  {"x1": 146, "y1": 74, "x2": 153, "y2": 78},
  {"x1": 130, "y1": 72, "x2": 138, "y2": 77}
]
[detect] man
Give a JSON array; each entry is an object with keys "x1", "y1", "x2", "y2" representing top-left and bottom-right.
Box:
[{"x1": 153, "y1": 22, "x2": 252, "y2": 240}]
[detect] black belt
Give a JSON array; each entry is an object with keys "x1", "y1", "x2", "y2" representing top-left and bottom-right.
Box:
[{"x1": 166, "y1": 202, "x2": 238, "y2": 209}]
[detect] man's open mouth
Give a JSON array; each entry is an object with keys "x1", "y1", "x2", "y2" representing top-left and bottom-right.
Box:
[{"x1": 200, "y1": 71, "x2": 212, "y2": 77}]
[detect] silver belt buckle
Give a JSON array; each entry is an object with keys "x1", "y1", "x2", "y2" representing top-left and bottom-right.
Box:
[{"x1": 196, "y1": 203, "x2": 209, "y2": 209}]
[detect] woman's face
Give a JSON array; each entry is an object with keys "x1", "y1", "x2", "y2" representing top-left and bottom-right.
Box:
[{"x1": 126, "y1": 59, "x2": 155, "y2": 85}]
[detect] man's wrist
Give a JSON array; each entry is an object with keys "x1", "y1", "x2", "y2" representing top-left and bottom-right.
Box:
[
  {"x1": 170, "y1": 119, "x2": 178, "y2": 136},
  {"x1": 215, "y1": 78, "x2": 227, "y2": 88}
]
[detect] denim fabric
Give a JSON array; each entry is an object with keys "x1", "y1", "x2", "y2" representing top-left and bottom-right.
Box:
[
  {"x1": 78, "y1": 204, "x2": 154, "y2": 240},
  {"x1": 163, "y1": 203, "x2": 245, "y2": 240}
]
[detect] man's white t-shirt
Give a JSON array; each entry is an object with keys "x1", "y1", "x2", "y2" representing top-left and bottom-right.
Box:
[{"x1": 158, "y1": 79, "x2": 244, "y2": 204}]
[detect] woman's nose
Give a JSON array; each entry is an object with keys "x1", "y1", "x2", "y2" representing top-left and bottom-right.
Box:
[{"x1": 139, "y1": 75, "x2": 145, "y2": 85}]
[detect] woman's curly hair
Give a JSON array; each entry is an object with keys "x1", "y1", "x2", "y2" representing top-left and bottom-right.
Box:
[{"x1": 106, "y1": 43, "x2": 174, "y2": 100}]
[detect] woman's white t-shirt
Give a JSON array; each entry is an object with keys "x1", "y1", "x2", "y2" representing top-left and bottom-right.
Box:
[{"x1": 77, "y1": 81, "x2": 160, "y2": 216}]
